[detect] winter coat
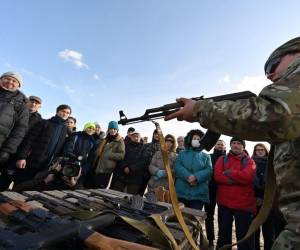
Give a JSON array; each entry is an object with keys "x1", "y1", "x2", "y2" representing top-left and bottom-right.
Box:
[
  {"x1": 94, "y1": 135, "x2": 125, "y2": 174},
  {"x1": 28, "y1": 112, "x2": 42, "y2": 131},
  {"x1": 214, "y1": 151, "x2": 256, "y2": 213},
  {"x1": 0, "y1": 88, "x2": 29, "y2": 155},
  {"x1": 253, "y1": 156, "x2": 268, "y2": 199},
  {"x1": 63, "y1": 131, "x2": 96, "y2": 175},
  {"x1": 148, "y1": 150, "x2": 177, "y2": 191},
  {"x1": 175, "y1": 149, "x2": 212, "y2": 203},
  {"x1": 115, "y1": 140, "x2": 149, "y2": 184},
  {"x1": 16, "y1": 116, "x2": 68, "y2": 176}
]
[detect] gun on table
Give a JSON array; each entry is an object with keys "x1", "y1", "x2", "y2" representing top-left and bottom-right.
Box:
[
  {"x1": 118, "y1": 91, "x2": 256, "y2": 151},
  {"x1": 0, "y1": 196, "x2": 158, "y2": 250}
]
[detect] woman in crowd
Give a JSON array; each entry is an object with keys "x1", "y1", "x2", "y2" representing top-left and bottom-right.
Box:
[
  {"x1": 63, "y1": 122, "x2": 96, "y2": 187},
  {"x1": 90, "y1": 121, "x2": 125, "y2": 188},
  {"x1": 148, "y1": 134, "x2": 177, "y2": 191},
  {"x1": 66, "y1": 116, "x2": 77, "y2": 136},
  {"x1": 174, "y1": 129, "x2": 212, "y2": 210}
]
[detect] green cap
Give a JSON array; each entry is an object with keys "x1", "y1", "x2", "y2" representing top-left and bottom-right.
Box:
[{"x1": 83, "y1": 122, "x2": 96, "y2": 131}]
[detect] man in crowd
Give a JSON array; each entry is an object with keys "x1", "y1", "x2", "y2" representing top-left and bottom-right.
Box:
[
  {"x1": 165, "y1": 37, "x2": 300, "y2": 248},
  {"x1": 205, "y1": 139, "x2": 226, "y2": 249},
  {"x1": 214, "y1": 138, "x2": 256, "y2": 250},
  {"x1": 93, "y1": 122, "x2": 105, "y2": 142},
  {"x1": 176, "y1": 136, "x2": 185, "y2": 153},
  {"x1": 12, "y1": 104, "x2": 72, "y2": 186},
  {"x1": 0, "y1": 72, "x2": 29, "y2": 169},
  {"x1": 27, "y1": 96, "x2": 42, "y2": 130}
]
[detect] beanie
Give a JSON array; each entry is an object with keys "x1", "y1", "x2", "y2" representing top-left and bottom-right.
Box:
[
  {"x1": 83, "y1": 122, "x2": 96, "y2": 131},
  {"x1": 108, "y1": 121, "x2": 119, "y2": 131},
  {"x1": 264, "y1": 37, "x2": 300, "y2": 74},
  {"x1": 1, "y1": 71, "x2": 23, "y2": 87},
  {"x1": 230, "y1": 137, "x2": 246, "y2": 148}
]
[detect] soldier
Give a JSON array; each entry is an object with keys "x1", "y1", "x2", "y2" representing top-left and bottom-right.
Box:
[{"x1": 165, "y1": 37, "x2": 300, "y2": 249}]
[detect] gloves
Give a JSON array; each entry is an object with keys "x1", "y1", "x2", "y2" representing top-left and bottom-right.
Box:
[
  {"x1": 0, "y1": 151, "x2": 10, "y2": 166},
  {"x1": 156, "y1": 169, "x2": 166, "y2": 179}
]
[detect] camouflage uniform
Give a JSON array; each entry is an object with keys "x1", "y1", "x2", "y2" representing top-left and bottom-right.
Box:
[{"x1": 192, "y1": 37, "x2": 300, "y2": 249}]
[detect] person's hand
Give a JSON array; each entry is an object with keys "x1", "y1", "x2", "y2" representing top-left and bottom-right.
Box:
[
  {"x1": 124, "y1": 167, "x2": 130, "y2": 174},
  {"x1": 164, "y1": 98, "x2": 196, "y2": 122},
  {"x1": 44, "y1": 174, "x2": 55, "y2": 184},
  {"x1": 156, "y1": 169, "x2": 166, "y2": 179},
  {"x1": 16, "y1": 159, "x2": 26, "y2": 169},
  {"x1": 187, "y1": 175, "x2": 197, "y2": 185}
]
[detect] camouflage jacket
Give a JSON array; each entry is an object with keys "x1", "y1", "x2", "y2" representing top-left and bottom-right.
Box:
[{"x1": 193, "y1": 57, "x2": 300, "y2": 231}]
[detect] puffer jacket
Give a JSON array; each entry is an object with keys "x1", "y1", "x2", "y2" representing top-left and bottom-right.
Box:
[
  {"x1": 148, "y1": 151, "x2": 177, "y2": 191},
  {"x1": 214, "y1": 151, "x2": 256, "y2": 213},
  {"x1": 94, "y1": 135, "x2": 125, "y2": 174},
  {"x1": 175, "y1": 149, "x2": 212, "y2": 203},
  {"x1": 0, "y1": 88, "x2": 29, "y2": 154}
]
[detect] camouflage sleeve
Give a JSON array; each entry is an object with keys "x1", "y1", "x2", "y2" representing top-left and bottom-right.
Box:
[{"x1": 193, "y1": 76, "x2": 300, "y2": 143}]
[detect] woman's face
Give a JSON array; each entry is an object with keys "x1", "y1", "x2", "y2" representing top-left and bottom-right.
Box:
[
  {"x1": 67, "y1": 119, "x2": 76, "y2": 130},
  {"x1": 255, "y1": 146, "x2": 267, "y2": 157},
  {"x1": 165, "y1": 138, "x2": 174, "y2": 151},
  {"x1": 192, "y1": 134, "x2": 201, "y2": 141},
  {"x1": 108, "y1": 128, "x2": 117, "y2": 136}
]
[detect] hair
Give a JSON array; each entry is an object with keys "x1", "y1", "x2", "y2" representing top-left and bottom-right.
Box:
[
  {"x1": 165, "y1": 134, "x2": 176, "y2": 153},
  {"x1": 184, "y1": 129, "x2": 204, "y2": 148},
  {"x1": 252, "y1": 143, "x2": 269, "y2": 157},
  {"x1": 67, "y1": 116, "x2": 77, "y2": 124},
  {"x1": 56, "y1": 104, "x2": 72, "y2": 114}
]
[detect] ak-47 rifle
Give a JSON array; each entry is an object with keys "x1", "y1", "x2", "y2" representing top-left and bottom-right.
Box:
[
  {"x1": 0, "y1": 196, "x2": 158, "y2": 250},
  {"x1": 118, "y1": 91, "x2": 256, "y2": 151}
]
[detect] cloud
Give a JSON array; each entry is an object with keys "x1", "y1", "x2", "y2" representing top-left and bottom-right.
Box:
[
  {"x1": 22, "y1": 68, "x2": 57, "y2": 88},
  {"x1": 64, "y1": 85, "x2": 76, "y2": 94},
  {"x1": 235, "y1": 74, "x2": 270, "y2": 94},
  {"x1": 58, "y1": 49, "x2": 89, "y2": 69},
  {"x1": 219, "y1": 74, "x2": 231, "y2": 84},
  {"x1": 93, "y1": 73, "x2": 101, "y2": 81}
]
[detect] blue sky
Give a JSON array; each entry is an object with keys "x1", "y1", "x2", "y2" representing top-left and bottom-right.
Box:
[{"x1": 1, "y1": 0, "x2": 300, "y2": 152}]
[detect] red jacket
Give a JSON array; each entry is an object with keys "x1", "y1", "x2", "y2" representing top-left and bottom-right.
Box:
[{"x1": 214, "y1": 151, "x2": 256, "y2": 214}]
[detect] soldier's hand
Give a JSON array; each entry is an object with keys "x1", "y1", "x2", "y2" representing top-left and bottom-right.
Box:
[
  {"x1": 164, "y1": 98, "x2": 196, "y2": 122},
  {"x1": 16, "y1": 159, "x2": 27, "y2": 169}
]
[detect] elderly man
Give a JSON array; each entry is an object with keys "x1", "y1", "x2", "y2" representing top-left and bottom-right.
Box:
[
  {"x1": 165, "y1": 37, "x2": 300, "y2": 249},
  {"x1": 27, "y1": 96, "x2": 42, "y2": 130},
  {"x1": 0, "y1": 72, "x2": 29, "y2": 168}
]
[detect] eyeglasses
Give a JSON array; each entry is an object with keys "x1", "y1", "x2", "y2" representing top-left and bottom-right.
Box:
[
  {"x1": 165, "y1": 139, "x2": 174, "y2": 143},
  {"x1": 255, "y1": 148, "x2": 265, "y2": 152},
  {"x1": 265, "y1": 57, "x2": 281, "y2": 75}
]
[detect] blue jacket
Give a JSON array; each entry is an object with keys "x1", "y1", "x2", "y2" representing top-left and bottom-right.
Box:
[{"x1": 175, "y1": 149, "x2": 212, "y2": 203}]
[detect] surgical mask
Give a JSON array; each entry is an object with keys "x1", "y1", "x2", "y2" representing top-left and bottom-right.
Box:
[{"x1": 191, "y1": 139, "x2": 200, "y2": 148}]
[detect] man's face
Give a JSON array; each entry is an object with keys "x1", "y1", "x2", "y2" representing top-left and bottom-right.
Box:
[
  {"x1": 153, "y1": 133, "x2": 159, "y2": 141},
  {"x1": 131, "y1": 133, "x2": 140, "y2": 143},
  {"x1": 57, "y1": 108, "x2": 71, "y2": 120},
  {"x1": 95, "y1": 125, "x2": 101, "y2": 135},
  {"x1": 28, "y1": 100, "x2": 41, "y2": 113},
  {"x1": 177, "y1": 137, "x2": 184, "y2": 147},
  {"x1": 230, "y1": 141, "x2": 244, "y2": 155},
  {"x1": 267, "y1": 52, "x2": 300, "y2": 82},
  {"x1": 0, "y1": 76, "x2": 20, "y2": 92},
  {"x1": 214, "y1": 140, "x2": 225, "y2": 151}
]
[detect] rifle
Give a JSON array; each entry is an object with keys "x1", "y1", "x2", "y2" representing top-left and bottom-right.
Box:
[
  {"x1": 0, "y1": 196, "x2": 159, "y2": 250},
  {"x1": 118, "y1": 91, "x2": 256, "y2": 151}
]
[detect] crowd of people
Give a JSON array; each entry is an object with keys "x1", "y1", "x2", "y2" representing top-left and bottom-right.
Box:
[{"x1": 0, "y1": 70, "x2": 287, "y2": 249}]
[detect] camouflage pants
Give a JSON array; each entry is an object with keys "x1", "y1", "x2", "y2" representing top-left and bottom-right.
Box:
[{"x1": 272, "y1": 230, "x2": 300, "y2": 250}]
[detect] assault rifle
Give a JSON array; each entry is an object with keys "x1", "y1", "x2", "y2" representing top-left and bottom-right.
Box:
[
  {"x1": 0, "y1": 196, "x2": 158, "y2": 250},
  {"x1": 118, "y1": 91, "x2": 256, "y2": 151}
]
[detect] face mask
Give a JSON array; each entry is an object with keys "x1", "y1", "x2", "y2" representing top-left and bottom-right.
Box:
[{"x1": 191, "y1": 139, "x2": 200, "y2": 148}]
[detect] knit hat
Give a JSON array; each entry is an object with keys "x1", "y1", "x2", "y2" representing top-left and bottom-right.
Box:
[
  {"x1": 108, "y1": 121, "x2": 119, "y2": 131},
  {"x1": 264, "y1": 37, "x2": 300, "y2": 74},
  {"x1": 230, "y1": 137, "x2": 246, "y2": 148},
  {"x1": 83, "y1": 122, "x2": 96, "y2": 131},
  {"x1": 1, "y1": 71, "x2": 23, "y2": 87}
]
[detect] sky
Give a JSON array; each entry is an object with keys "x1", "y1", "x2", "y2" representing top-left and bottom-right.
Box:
[{"x1": 1, "y1": 0, "x2": 300, "y2": 153}]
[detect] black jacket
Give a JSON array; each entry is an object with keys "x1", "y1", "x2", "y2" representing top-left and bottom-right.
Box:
[
  {"x1": 116, "y1": 140, "x2": 148, "y2": 184},
  {"x1": 28, "y1": 111, "x2": 42, "y2": 131},
  {"x1": 17, "y1": 116, "x2": 68, "y2": 174},
  {"x1": 253, "y1": 156, "x2": 268, "y2": 199},
  {"x1": 0, "y1": 88, "x2": 29, "y2": 154}
]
